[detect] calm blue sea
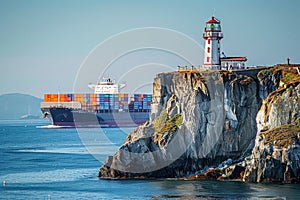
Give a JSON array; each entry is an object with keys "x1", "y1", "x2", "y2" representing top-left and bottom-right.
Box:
[{"x1": 0, "y1": 119, "x2": 299, "y2": 200}]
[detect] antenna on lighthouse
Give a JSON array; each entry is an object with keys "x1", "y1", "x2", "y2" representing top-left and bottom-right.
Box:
[{"x1": 212, "y1": 8, "x2": 216, "y2": 16}]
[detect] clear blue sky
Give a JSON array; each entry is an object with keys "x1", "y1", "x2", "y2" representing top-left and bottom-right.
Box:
[{"x1": 1, "y1": 0, "x2": 299, "y2": 98}]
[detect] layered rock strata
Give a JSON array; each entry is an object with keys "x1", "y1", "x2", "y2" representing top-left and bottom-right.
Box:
[{"x1": 99, "y1": 67, "x2": 299, "y2": 183}]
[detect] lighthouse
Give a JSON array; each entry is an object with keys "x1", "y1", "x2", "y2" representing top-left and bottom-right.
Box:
[{"x1": 203, "y1": 16, "x2": 223, "y2": 70}]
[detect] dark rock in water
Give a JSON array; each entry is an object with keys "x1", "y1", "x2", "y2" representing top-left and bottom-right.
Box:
[
  {"x1": 98, "y1": 67, "x2": 300, "y2": 183},
  {"x1": 223, "y1": 164, "x2": 246, "y2": 180}
]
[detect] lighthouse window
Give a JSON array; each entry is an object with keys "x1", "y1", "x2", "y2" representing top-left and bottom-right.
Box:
[
  {"x1": 214, "y1": 24, "x2": 220, "y2": 31},
  {"x1": 208, "y1": 39, "x2": 210, "y2": 44},
  {"x1": 206, "y1": 24, "x2": 212, "y2": 30},
  {"x1": 207, "y1": 57, "x2": 210, "y2": 62},
  {"x1": 207, "y1": 47, "x2": 210, "y2": 53}
]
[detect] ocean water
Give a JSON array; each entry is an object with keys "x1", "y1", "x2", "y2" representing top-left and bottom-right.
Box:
[{"x1": 0, "y1": 120, "x2": 299, "y2": 200}]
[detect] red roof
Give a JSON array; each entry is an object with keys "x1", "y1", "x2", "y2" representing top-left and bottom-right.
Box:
[
  {"x1": 206, "y1": 16, "x2": 220, "y2": 24},
  {"x1": 220, "y1": 57, "x2": 247, "y2": 61}
]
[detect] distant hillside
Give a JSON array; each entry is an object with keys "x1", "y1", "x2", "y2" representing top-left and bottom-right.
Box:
[{"x1": 0, "y1": 93, "x2": 43, "y2": 119}]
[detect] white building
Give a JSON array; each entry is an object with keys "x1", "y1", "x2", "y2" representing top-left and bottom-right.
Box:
[
  {"x1": 220, "y1": 57, "x2": 248, "y2": 70},
  {"x1": 202, "y1": 16, "x2": 247, "y2": 70},
  {"x1": 202, "y1": 16, "x2": 223, "y2": 70}
]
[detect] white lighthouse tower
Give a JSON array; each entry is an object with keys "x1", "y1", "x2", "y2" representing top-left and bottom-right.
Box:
[{"x1": 202, "y1": 16, "x2": 223, "y2": 70}]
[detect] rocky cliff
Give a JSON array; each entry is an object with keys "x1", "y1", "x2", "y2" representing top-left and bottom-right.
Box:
[
  {"x1": 242, "y1": 78, "x2": 300, "y2": 183},
  {"x1": 99, "y1": 66, "x2": 300, "y2": 183}
]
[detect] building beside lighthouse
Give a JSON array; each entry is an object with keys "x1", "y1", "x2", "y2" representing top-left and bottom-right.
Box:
[
  {"x1": 202, "y1": 16, "x2": 247, "y2": 70},
  {"x1": 220, "y1": 56, "x2": 247, "y2": 70}
]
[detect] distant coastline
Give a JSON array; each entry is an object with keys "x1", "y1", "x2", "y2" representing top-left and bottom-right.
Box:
[{"x1": 0, "y1": 93, "x2": 42, "y2": 120}]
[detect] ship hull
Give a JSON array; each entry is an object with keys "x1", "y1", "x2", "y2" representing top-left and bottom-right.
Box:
[{"x1": 41, "y1": 107, "x2": 149, "y2": 127}]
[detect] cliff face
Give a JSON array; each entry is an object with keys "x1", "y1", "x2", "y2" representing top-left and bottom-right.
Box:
[
  {"x1": 243, "y1": 81, "x2": 300, "y2": 183},
  {"x1": 190, "y1": 68, "x2": 300, "y2": 183},
  {"x1": 99, "y1": 67, "x2": 299, "y2": 182}
]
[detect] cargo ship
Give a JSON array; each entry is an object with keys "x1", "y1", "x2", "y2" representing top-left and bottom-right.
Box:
[{"x1": 41, "y1": 77, "x2": 152, "y2": 127}]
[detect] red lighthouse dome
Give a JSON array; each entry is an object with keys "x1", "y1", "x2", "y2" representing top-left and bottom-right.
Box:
[
  {"x1": 204, "y1": 16, "x2": 222, "y2": 32},
  {"x1": 206, "y1": 16, "x2": 220, "y2": 24}
]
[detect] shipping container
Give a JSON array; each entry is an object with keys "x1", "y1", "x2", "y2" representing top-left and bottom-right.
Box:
[{"x1": 43, "y1": 93, "x2": 152, "y2": 109}]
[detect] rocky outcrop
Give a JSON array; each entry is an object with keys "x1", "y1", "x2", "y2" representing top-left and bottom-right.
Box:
[
  {"x1": 189, "y1": 69, "x2": 300, "y2": 183},
  {"x1": 99, "y1": 67, "x2": 300, "y2": 183},
  {"x1": 242, "y1": 81, "x2": 300, "y2": 183},
  {"x1": 257, "y1": 68, "x2": 282, "y2": 99}
]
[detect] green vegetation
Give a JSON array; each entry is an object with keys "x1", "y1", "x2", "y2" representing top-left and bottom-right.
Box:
[
  {"x1": 125, "y1": 111, "x2": 183, "y2": 145},
  {"x1": 257, "y1": 68, "x2": 274, "y2": 79},
  {"x1": 153, "y1": 111, "x2": 169, "y2": 133},
  {"x1": 261, "y1": 124, "x2": 300, "y2": 148},
  {"x1": 153, "y1": 111, "x2": 182, "y2": 135},
  {"x1": 281, "y1": 72, "x2": 300, "y2": 84},
  {"x1": 162, "y1": 113, "x2": 182, "y2": 133},
  {"x1": 257, "y1": 66, "x2": 300, "y2": 86},
  {"x1": 153, "y1": 111, "x2": 182, "y2": 143}
]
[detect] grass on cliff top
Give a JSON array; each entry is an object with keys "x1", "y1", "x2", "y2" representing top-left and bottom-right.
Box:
[
  {"x1": 261, "y1": 124, "x2": 300, "y2": 148},
  {"x1": 281, "y1": 72, "x2": 300, "y2": 84},
  {"x1": 257, "y1": 67, "x2": 274, "y2": 78},
  {"x1": 258, "y1": 66, "x2": 300, "y2": 85}
]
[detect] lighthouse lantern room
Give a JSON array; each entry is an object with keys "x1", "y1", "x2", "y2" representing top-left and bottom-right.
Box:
[{"x1": 203, "y1": 16, "x2": 223, "y2": 70}]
